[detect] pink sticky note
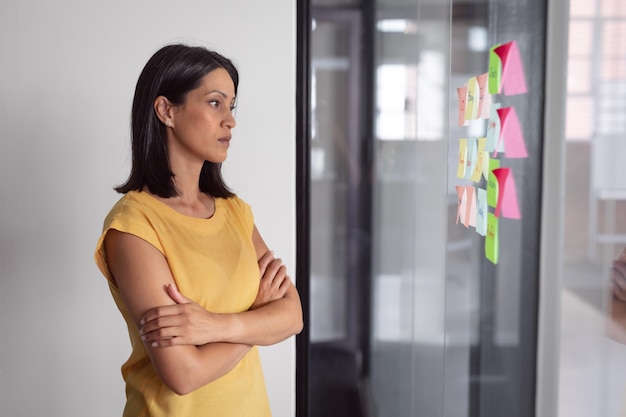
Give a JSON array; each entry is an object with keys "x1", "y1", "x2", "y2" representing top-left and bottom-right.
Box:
[
  {"x1": 493, "y1": 41, "x2": 527, "y2": 96},
  {"x1": 492, "y1": 168, "x2": 521, "y2": 219},
  {"x1": 456, "y1": 186, "x2": 467, "y2": 224},
  {"x1": 476, "y1": 73, "x2": 489, "y2": 118},
  {"x1": 496, "y1": 107, "x2": 528, "y2": 158},
  {"x1": 457, "y1": 86, "x2": 468, "y2": 126},
  {"x1": 481, "y1": 92, "x2": 492, "y2": 119},
  {"x1": 464, "y1": 186, "x2": 477, "y2": 228}
]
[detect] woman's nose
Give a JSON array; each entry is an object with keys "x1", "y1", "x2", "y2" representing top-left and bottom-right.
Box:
[{"x1": 223, "y1": 110, "x2": 236, "y2": 129}]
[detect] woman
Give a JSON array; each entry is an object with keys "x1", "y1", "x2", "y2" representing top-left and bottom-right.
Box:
[{"x1": 94, "y1": 44, "x2": 303, "y2": 416}]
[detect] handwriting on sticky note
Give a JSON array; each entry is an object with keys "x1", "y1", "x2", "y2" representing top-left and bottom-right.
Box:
[
  {"x1": 487, "y1": 158, "x2": 500, "y2": 208},
  {"x1": 457, "y1": 138, "x2": 467, "y2": 178},
  {"x1": 476, "y1": 73, "x2": 490, "y2": 119},
  {"x1": 476, "y1": 188, "x2": 487, "y2": 236},
  {"x1": 465, "y1": 138, "x2": 476, "y2": 180},
  {"x1": 470, "y1": 138, "x2": 486, "y2": 182},
  {"x1": 488, "y1": 45, "x2": 502, "y2": 95},
  {"x1": 485, "y1": 213, "x2": 499, "y2": 264},
  {"x1": 457, "y1": 86, "x2": 468, "y2": 126},
  {"x1": 465, "y1": 77, "x2": 479, "y2": 121},
  {"x1": 486, "y1": 102, "x2": 502, "y2": 153}
]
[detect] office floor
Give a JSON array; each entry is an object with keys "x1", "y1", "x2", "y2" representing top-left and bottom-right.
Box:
[
  {"x1": 560, "y1": 259, "x2": 626, "y2": 417},
  {"x1": 560, "y1": 141, "x2": 626, "y2": 417}
]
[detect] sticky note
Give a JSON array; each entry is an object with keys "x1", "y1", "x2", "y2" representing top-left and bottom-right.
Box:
[
  {"x1": 464, "y1": 186, "x2": 477, "y2": 228},
  {"x1": 481, "y1": 92, "x2": 492, "y2": 120},
  {"x1": 456, "y1": 186, "x2": 467, "y2": 224},
  {"x1": 492, "y1": 167, "x2": 521, "y2": 219},
  {"x1": 465, "y1": 138, "x2": 476, "y2": 180},
  {"x1": 476, "y1": 72, "x2": 490, "y2": 119},
  {"x1": 488, "y1": 44, "x2": 502, "y2": 95},
  {"x1": 487, "y1": 158, "x2": 500, "y2": 208},
  {"x1": 476, "y1": 188, "x2": 487, "y2": 236},
  {"x1": 481, "y1": 149, "x2": 491, "y2": 182},
  {"x1": 457, "y1": 86, "x2": 468, "y2": 126},
  {"x1": 485, "y1": 212, "x2": 499, "y2": 264},
  {"x1": 494, "y1": 40, "x2": 528, "y2": 96},
  {"x1": 457, "y1": 138, "x2": 467, "y2": 178},
  {"x1": 471, "y1": 137, "x2": 487, "y2": 183},
  {"x1": 486, "y1": 102, "x2": 502, "y2": 153},
  {"x1": 496, "y1": 107, "x2": 528, "y2": 158},
  {"x1": 465, "y1": 77, "x2": 479, "y2": 120}
]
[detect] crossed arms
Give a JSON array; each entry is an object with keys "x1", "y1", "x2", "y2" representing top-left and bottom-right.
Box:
[{"x1": 104, "y1": 225, "x2": 303, "y2": 395}]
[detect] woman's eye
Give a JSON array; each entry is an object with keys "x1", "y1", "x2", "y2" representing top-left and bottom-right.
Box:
[{"x1": 209, "y1": 100, "x2": 220, "y2": 108}]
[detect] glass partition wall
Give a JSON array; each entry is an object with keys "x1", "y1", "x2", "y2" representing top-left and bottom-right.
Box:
[
  {"x1": 302, "y1": 0, "x2": 548, "y2": 416},
  {"x1": 371, "y1": 0, "x2": 546, "y2": 416}
]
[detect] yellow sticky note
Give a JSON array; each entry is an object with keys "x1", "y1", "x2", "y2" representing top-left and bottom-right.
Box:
[
  {"x1": 470, "y1": 137, "x2": 487, "y2": 183},
  {"x1": 482, "y1": 150, "x2": 491, "y2": 182},
  {"x1": 465, "y1": 77, "x2": 479, "y2": 120},
  {"x1": 457, "y1": 138, "x2": 467, "y2": 178}
]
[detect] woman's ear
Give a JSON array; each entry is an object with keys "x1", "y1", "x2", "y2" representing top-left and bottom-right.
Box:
[{"x1": 154, "y1": 96, "x2": 174, "y2": 127}]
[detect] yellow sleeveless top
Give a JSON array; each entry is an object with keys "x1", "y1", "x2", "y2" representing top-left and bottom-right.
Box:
[{"x1": 94, "y1": 190, "x2": 271, "y2": 417}]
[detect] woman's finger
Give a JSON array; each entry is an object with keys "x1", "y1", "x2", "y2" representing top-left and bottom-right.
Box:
[
  {"x1": 148, "y1": 336, "x2": 182, "y2": 348},
  {"x1": 140, "y1": 304, "x2": 183, "y2": 326},
  {"x1": 166, "y1": 283, "x2": 191, "y2": 304},
  {"x1": 263, "y1": 258, "x2": 284, "y2": 282},
  {"x1": 140, "y1": 313, "x2": 183, "y2": 335},
  {"x1": 258, "y1": 251, "x2": 275, "y2": 276}
]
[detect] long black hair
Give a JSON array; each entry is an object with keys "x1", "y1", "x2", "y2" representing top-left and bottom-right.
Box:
[{"x1": 115, "y1": 43, "x2": 238, "y2": 198}]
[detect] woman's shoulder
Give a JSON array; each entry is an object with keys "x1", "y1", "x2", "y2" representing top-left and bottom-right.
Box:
[
  {"x1": 220, "y1": 194, "x2": 249, "y2": 209},
  {"x1": 218, "y1": 195, "x2": 254, "y2": 228},
  {"x1": 103, "y1": 191, "x2": 156, "y2": 226}
]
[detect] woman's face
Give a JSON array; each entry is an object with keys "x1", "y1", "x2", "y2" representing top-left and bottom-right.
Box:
[{"x1": 167, "y1": 68, "x2": 237, "y2": 164}]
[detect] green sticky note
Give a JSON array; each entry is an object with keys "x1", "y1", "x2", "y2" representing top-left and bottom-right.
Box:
[
  {"x1": 485, "y1": 212, "x2": 499, "y2": 264},
  {"x1": 488, "y1": 44, "x2": 502, "y2": 95},
  {"x1": 487, "y1": 158, "x2": 500, "y2": 207}
]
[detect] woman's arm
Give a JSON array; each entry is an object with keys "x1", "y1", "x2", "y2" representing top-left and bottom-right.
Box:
[
  {"x1": 104, "y1": 229, "x2": 252, "y2": 395},
  {"x1": 226, "y1": 225, "x2": 304, "y2": 344},
  {"x1": 139, "y1": 225, "x2": 304, "y2": 347}
]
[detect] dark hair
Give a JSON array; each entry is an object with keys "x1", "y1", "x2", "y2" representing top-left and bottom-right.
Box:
[{"x1": 115, "y1": 44, "x2": 238, "y2": 198}]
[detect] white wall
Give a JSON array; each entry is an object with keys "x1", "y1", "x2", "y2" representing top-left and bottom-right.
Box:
[{"x1": 0, "y1": 2, "x2": 296, "y2": 416}]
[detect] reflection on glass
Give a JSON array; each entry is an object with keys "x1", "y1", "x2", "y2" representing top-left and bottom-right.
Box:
[
  {"x1": 369, "y1": 3, "x2": 450, "y2": 416},
  {"x1": 310, "y1": 20, "x2": 350, "y2": 342}
]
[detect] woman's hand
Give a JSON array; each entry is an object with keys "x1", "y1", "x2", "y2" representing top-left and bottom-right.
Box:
[
  {"x1": 249, "y1": 251, "x2": 291, "y2": 310},
  {"x1": 139, "y1": 284, "x2": 222, "y2": 347}
]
